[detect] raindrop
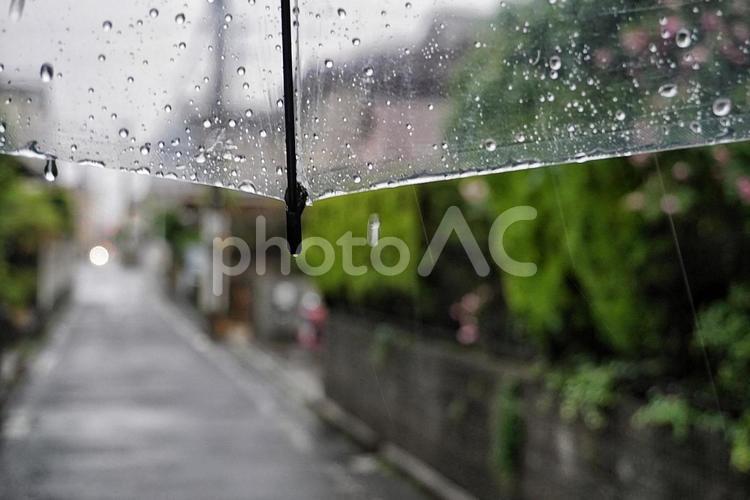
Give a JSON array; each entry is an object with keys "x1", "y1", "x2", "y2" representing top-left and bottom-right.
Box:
[
  {"x1": 44, "y1": 159, "x2": 58, "y2": 182},
  {"x1": 9, "y1": 0, "x2": 24, "y2": 22},
  {"x1": 136, "y1": 167, "x2": 151, "y2": 175},
  {"x1": 363, "y1": 66, "x2": 374, "y2": 77},
  {"x1": 175, "y1": 13, "x2": 185, "y2": 24},
  {"x1": 237, "y1": 66, "x2": 246, "y2": 76},
  {"x1": 712, "y1": 98, "x2": 731, "y2": 117},
  {"x1": 325, "y1": 59, "x2": 334, "y2": 68},
  {"x1": 367, "y1": 214, "x2": 380, "y2": 247},
  {"x1": 337, "y1": 8, "x2": 346, "y2": 19},
  {"x1": 40, "y1": 63, "x2": 54, "y2": 82},
  {"x1": 98, "y1": 54, "x2": 106, "y2": 62},
  {"x1": 203, "y1": 119, "x2": 212, "y2": 128},
  {"x1": 164, "y1": 104, "x2": 172, "y2": 112},
  {"x1": 119, "y1": 128, "x2": 129, "y2": 138},
  {"x1": 259, "y1": 129, "x2": 267, "y2": 138},
  {"x1": 148, "y1": 8, "x2": 159, "y2": 18},
  {"x1": 615, "y1": 110, "x2": 626, "y2": 121},
  {"x1": 224, "y1": 14, "x2": 232, "y2": 23},
  {"x1": 276, "y1": 99, "x2": 284, "y2": 109},
  {"x1": 244, "y1": 108, "x2": 253, "y2": 117},
  {"x1": 239, "y1": 181, "x2": 256, "y2": 193},
  {"x1": 549, "y1": 55, "x2": 562, "y2": 70},
  {"x1": 353, "y1": 174, "x2": 362, "y2": 184},
  {"x1": 195, "y1": 152, "x2": 207, "y2": 164},
  {"x1": 675, "y1": 28, "x2": 692, "y2": 48},
  {"x1": 102, "y1": 20, "x2": 112, "y2": 31},
  {"x1": 483, "y1": 139, "x2": 497, "y2": 152},
  {"x1": 352, "y1": 38, "x2": 360, "y2": 46},
  {"x1": 140, "y1": 144, "x2": 150, "y2": 155},
  {"x1": 658, "y1": 84, "x2": 677, "y2": 98}
]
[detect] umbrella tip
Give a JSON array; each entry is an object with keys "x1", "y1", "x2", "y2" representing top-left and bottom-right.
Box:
[{"x1": 285, "y1": 182, "x2": 308, "y2": 255}]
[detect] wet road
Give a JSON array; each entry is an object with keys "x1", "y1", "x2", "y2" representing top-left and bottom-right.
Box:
[{"x1": 0, "y1": 264, "x2": 426, "y2": 500}]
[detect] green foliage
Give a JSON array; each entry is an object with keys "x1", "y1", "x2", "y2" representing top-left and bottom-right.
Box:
[
  {"x1": 632, "y1": 394, "x2": 694, "y2": 440},
  {"x1": 304, "y1": 187, "x2": 422, "y2": 308},
  {"x1": 153, "y1": 209, "x2": 200, "y2": 265},
  {"x1": 0, "y1": 157, "x2": 72, "y2": 311},
  {"x1": 490, "y1": 381, "x2": 524, "y2": 489},
  {"x1": 546, "y1": 361, "x2": 625, "y2": 430}
]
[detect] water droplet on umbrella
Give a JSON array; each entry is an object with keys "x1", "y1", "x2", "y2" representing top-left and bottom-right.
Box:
[
  {"x1": 175, "y1": 13, "x2": 185, "y2": 24},
  {"x1": 40, "y1": 63, "x2": 54, "y2": 82},
  {"x1": 239, "y1": 181, "x2": 256, "y2": 193},
  {"x1": 483, "y1": 139, "x2": 497, "y2": 152},
  {"x1": 337, "y1": 8, "x2": 346, "y2": 19},
  {"x1": 352, "y1": 38, "x2": 360, "y2": 46},
  {"x1": 615, "y1": 110, "x2": 626, "y2": 121},
  {"x1": 119, "y1": 128, "x2": 129, "y2": 138},
  {"x1": 325, "y1": 59, "x2": 334, "y2": 68},
  {"x1": 140, "y1": 144, "x2": 150, "y2": 155},
  {"x1": 549, "y1": 55, "x2": 562, "y2": 70},
  {"x1": 658, "y1": 84, "x2": 677, "y2": 98},
  {"x1": 237, "y1": 66, "x2": 246, "y2": 76},
  {"x1": 44, "y1": 158, "x2": 58, "y2": 182},
  {"x1": 164, "y1": 104, "x2": 172, "y2": 112},
  {"x1": 712, "y1": 97, "x2": 731, "y2": 117},
  {"x1": 353, "y1": 174, "x2": 362, "y2": 184},
  {"x1": 136, "y1": 167, "x2": 151, "y2": 175},
  {"x1": 149, "y1": 8, "x2": 159, "y2": 18},
  {"x1": 363, "y1": 66, "x2": 374, "y2": 76},
  {"x1": 102, "y1": 20, "x2": 112, "y2": 31},
  {"x1": 244, "y1": 108, "x2": 253, "y2": 117},
  {"x1": 675, "y1": 29, "x2": 692, "y2": 48},
  {"x1": 9, "y1": 0, "x2": 24, "y2": 22}
]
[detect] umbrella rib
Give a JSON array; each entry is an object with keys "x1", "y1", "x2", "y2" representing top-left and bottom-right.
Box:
[{"x1": 281, "y1": 0, "x2": 307, "y2": 254}]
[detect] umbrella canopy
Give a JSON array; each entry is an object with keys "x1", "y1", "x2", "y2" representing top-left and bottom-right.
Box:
[{"x1": 1, "y1": 0, "x2": 748, "y2": 200}]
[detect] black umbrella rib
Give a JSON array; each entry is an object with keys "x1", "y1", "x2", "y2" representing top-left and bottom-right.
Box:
[{"x1": 281, "y1": 0, "x2": 306, "y2": 254}]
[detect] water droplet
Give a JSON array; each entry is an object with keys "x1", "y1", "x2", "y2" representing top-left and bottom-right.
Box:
[
  {"x1": 9, "y1": 0, "x2": 24, "y2": 22},
  {"x1": 259, "y1": 129, "x2": 267, "y2": 138},
  {"x1": 352, "y1": 38, "x2": 360, "y2": 46},
  {"x1": 325, "y1": 59, "x2": 334, "y2": 68},
  {"x1": 149, "y1": 8, "x2": 159, "y2": 18},
  {"x1": 712, "y1": 97, "x2": 731, "y2": 117},
  {"x1": 44, "y1": 159, "x2": 58, "y2": 182},
  {"x1": 140, "y1": 144, "x2": 150, "y2": 155},
  {"x1": 40, "y1": 63, "x2": 54, "y2": 82},
  {"x1": 175, "y1": 13, "x2": 185, "y2": 24},
  {"x1": 224, "y1": 14, "x2": 233, "y2": 23},
  {"x1": 549, "y1": 55, "x2": 562, "y2": 71},
  {"x1": 353, "y1": 174, "x2": 362, "y2": 184},
  {"x1": 195, "y1": 152, "x2": 207, "y2": 164},
  {"x1": 98, "y1": 54, "x2": 106, "y2": 62},
  {"x1": 363, "y1": 66, "x2": 374, "y2": 77},
  {"x1": 237, "y1": 66, "x2": 246, "y2": 76},
  {"x1": 483, "y1": 139, "x2": 497, "y2": 152},
  {"x1": 203, "y1": 119, "x2": 212, "y2": 128},
  {"x1": 119, "y1": 128, "x2": 129, "y2": 138},
  {"x1": 675, "y1": 28, "x2": 692, "y2": 48},
  {"x1": 239, "y1": 181, "x2": 256, "y2": 193},
  {"x1": 244, "y1": 108, "x2": 253, "y2": 118},
  {"x1": 658, "y1": 84, "x2": 678, "y2": 98},
  {"x1": 102, "y1": 20, "x2": 112, "y2": 31},
  {"x1": 367, "y1": 214, "x2": 380, "y2": 247},
  {"x1": 615, "y1": 110, "x2": 626, "y2": 121},
  {"x1": 164, "y1": 104, "x2": 172, "y2": 112},
  {"x1": 337, "y1": 8, "x2": 347, "y2": 19},
  {"x1": 136, "y1": 167, "x2": 151, "y2": 175}
]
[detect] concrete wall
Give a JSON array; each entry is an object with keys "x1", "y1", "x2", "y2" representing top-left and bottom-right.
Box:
[{"x1": 323, "y1": 312, "x2": 750, "y2": 500}]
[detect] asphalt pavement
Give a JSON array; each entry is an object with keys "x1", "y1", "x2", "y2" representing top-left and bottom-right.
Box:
[{"x1": 0, "y1": 263, "x2": 427, "y2": 500}]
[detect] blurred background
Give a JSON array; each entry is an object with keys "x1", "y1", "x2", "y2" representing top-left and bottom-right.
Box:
[{"x1": 1, "y1": 139, "x2": 749, "y2": 499}]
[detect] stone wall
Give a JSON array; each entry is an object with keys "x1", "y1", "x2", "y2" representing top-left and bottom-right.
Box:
[{"x1": 323, "y1": 312, "x2": 750, "y2": 499}]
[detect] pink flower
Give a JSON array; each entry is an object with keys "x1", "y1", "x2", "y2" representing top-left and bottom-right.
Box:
[{"x1": 737, "y1": 176, "x2": 750, "y2": 204}]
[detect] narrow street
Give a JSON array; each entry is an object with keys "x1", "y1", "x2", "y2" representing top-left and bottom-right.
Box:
[{"x1": 0, "y1": 264, "x2": 427, "y2": 500}]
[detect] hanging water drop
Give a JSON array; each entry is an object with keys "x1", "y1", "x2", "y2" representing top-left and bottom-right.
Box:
[
  {"x1": 40, "y1": 63, "x2": 54, "y2": 82},
  {"x1": 9, "y1": 0, "x2": 24, "y2": 22},
  {"x1": 102, "y1": 20, "x2": 112, "y2": 31},
  {"x1": 44, "y1": 158, "x2": 58, "y2": 182},
  {"x1": 239, "y1": 181, "x2": 256, "y2": 193},
  {"x1": 119, "y1": 128, "x2": 129, "y2": 138},
  {"x1": 483, "y1": 139, "x2": 497, "y2": 152},
  {"x1": 148, "y1": 8, "x2": 159, "y2": 18},
  {"x1": 175, "y1": 13, "x2": 185, "y2": 24},
  {"x1": 337, "y1": 8, "x2": 347, "y2": 19}
]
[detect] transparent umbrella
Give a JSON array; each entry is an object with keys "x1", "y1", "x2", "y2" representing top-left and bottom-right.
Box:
[{"x1": 1, "y1": 0, "x2": 749, "y2": 248}]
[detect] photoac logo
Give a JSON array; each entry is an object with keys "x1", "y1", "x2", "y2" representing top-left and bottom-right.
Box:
[{"x1": 213, "y1": 206, "x2": 537, "y2": 295}]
